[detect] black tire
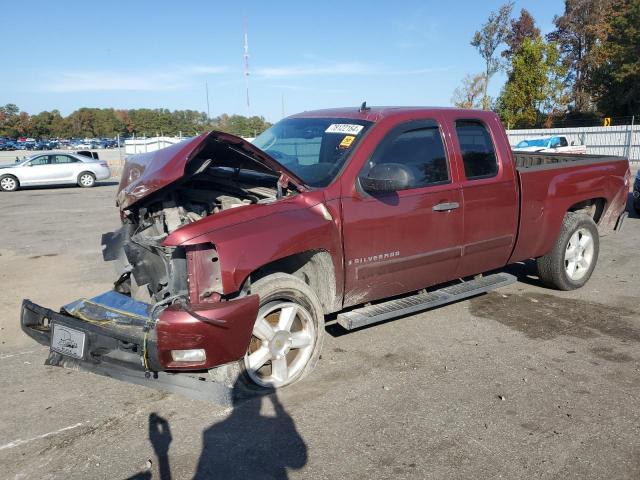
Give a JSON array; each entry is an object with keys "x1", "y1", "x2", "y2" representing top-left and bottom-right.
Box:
[
  {"x1": 634, "y1": 199, "x2": 640, "y2": 216},
  {"x1": 0, "y1": 174, "x2": 19, "y2": 192},
  {"x1": 536, "y1": 212, "x2": 599, "y2": 291},
  {"x1": 77, "y1": 171, "x2": 96, "y2": 188},
  {"x1": 239, "y1": 272, "x2": 325, "y2": 390}
]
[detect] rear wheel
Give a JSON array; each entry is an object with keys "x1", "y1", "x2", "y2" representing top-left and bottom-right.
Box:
[
  {"x1": 241, "y1": 273, "x2": 324, "y2": 389},
  {"x1": 536, "y1": 212, "x2": 599, "y2": 290},
  {"x1": 0, "y1": 175, "x2": 19, "y2": 192},
  {"x1": 77, "y1": 172, "x2": 95, "y2": 188}
]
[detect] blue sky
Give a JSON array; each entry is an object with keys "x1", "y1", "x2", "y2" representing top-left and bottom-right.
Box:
[{"x1": 0, "y1": 0, "x2": 562, "y2": 122}]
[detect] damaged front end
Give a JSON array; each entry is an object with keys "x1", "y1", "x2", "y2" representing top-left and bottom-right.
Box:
[
  {"x1": 21, "y1": 132, "x2": 302, "y2": 399},
  {"x1": 21, "y1": 291, "x2": 258, "y2": 402}
]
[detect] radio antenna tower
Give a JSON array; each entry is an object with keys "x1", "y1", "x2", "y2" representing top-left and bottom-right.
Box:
[{"x1": 243, "y1": 18, "x2": 250, "y2": 115}]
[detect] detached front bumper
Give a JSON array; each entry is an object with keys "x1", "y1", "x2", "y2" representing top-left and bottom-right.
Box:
[{"x1": 21, "y1": 291, "x2": 259, "y2": 373}]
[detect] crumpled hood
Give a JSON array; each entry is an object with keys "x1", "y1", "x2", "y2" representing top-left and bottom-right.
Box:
[{"x1": 117, "y1": 131, "x2": 305, "y2": 210}]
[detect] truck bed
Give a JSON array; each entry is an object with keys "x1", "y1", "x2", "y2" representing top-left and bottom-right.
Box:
[
  {"x1": 513, "y1": 151, "x2": 627, "y2": 170},
  {"x1": 509, "y1": 151, "x2": 629, "y2": 265}
]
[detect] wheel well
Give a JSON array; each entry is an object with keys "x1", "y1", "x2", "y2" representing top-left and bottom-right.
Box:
[
  {"x1": 250, "y1": 250, "x2": 339, "y2": 314},
  {"x1": 0, "y1": 174, "x2": 19, "y2": 185},
  {"x1": 78, "y1": 171, "x2": 95, "y2": 178},
  {"x1": 568, "y1": 198, "x2": 606, "y2": 224}
]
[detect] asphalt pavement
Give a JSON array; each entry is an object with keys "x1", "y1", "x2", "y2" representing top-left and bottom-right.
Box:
[{"x1": 0, "y1": 181, "x2": 639, "y2": 479}]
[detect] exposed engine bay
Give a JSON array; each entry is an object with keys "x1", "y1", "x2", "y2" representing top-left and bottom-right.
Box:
[{"x1": 103, "y1": 153, "x2": 285, "y2": 306}]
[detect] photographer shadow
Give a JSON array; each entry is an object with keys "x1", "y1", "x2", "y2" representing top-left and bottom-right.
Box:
[
  {"x1": 194, "y1": 380, "x2": 307, "y2": 479},
  {"x1": 128, "y1": 377, "x2": 307, "y2": 480}
]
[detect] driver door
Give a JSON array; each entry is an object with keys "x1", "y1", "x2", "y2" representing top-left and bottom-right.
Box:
[
  {"x1": 341, "y1": 119, "x2": 463, "y2": 307},
  {"x1": 18, "y1": 155, "x2": 53, "y2": 185}
]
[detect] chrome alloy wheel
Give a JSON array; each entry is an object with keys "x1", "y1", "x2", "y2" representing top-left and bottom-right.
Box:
[
  {"x1": 0, "y1": 177, "x2": 17, "y2": 191},
  {"x1": 564, "y1": 227, "x2": 595, "y2": 281},
  {"x1": 244, "y1": 301, "x2": 316, "y2": 388},
  {"x1": 79, "y1": 173, "x2": 95, "y2": 187}
]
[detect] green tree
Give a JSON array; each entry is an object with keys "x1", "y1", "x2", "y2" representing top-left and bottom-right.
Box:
[
  {"x1": 0, "y1": 104, "x2": 21, "y2": 137},
  {"x1": 471, "y1": 2, "x2": 514, "y2": 109},
  {"x1": 497, "y1": 37, "x2": 568, "y2": 128},
  {"x1": 0, "y1": 105, "x2": 272, "y2": 139},
  {"x1": 592, "y1": 0, "x2": 640, "y2": 116},
  {"x1": 547, "y1": 0, "x2": 613, "y2": 112}
]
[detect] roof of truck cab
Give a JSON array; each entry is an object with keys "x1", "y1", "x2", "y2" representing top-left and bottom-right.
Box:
[{"x1": 289, "y1": 106, "x2": 490, "y2": 123}]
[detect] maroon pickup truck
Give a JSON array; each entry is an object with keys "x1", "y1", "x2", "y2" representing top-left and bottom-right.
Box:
[{"x1": 22, "y1": 106, "x2": 630, "y2": 394}]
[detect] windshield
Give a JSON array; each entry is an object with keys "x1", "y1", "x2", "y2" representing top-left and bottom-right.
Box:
[
  {"x1": 516, "y1": 138, "x2": 549, "y2": 148},
  {"x1": 253, "y1": 117, "x2": 373, "y2": 187}
]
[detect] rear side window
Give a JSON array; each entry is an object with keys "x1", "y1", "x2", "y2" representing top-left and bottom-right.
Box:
[
  {"x1": 368, "y1": 126, "x2": 450, "y2": 189},
  {"x1": 455, "y1": 120, "x2": 498, "y2": 180},
  {"x1": 52, "y1": 155, "x2": 79, "y2": 164}
]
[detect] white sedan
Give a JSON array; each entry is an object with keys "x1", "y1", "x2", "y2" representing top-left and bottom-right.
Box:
[{"x1": 0, "y1": 153, "x2": 111, "y2": 192}]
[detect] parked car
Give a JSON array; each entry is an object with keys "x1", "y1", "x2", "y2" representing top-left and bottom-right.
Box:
[
  {"x1": 513, "y1": 135, "x2": 587, "y2": 154},
  {"x1": 21, "y1": 107, "x2": 629, "y2": 394},
  {"x1": 0, "y1": 152, "x2": 111, "y2": 191}
]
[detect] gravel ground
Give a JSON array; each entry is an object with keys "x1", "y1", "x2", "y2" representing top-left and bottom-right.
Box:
[{"x1": 0, "y1": 181, "x2": 638, "y2": 479}]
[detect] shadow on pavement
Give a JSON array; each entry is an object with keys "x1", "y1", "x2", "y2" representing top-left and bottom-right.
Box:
[
  {"x1": 501, "y1": 259, "x2": 544, "y2": 288},
  {"x1": 127, "y1": 377, "x2": 307, "y2": 480}
]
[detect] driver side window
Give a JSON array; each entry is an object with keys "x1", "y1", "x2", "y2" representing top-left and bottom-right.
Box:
[
  {"x1": 28, "y1": 156, "x2": 50, "y2": 166},
  {"x1": 364, "y1": 124, "x2": 450, "y2": 189}
]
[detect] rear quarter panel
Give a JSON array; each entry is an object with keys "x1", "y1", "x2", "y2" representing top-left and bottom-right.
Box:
[{"x1": 509, "y1": 159, "x2": 629, "y2": 263}]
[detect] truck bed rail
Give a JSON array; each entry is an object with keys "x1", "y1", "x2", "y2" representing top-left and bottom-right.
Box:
[{"x1": 513, "y1": 151, "x2": 626, "y2": 171}]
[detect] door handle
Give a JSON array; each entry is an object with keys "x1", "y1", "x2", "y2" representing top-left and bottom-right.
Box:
[{"x1": 432, "y1": 202, "x2": 460, "y2": 212}]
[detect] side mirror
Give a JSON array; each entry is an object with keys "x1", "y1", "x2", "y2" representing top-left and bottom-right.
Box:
[{"x1": 360, "y1": 163, "x2": 413, "y2": 193}]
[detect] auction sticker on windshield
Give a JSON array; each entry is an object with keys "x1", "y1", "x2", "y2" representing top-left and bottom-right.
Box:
[
  {"x1": 325, "y1": 124, "x2": 364, "y2": 135},
  {"x1": 339, "y1": 135, "x2": 356, "y2": 149},
  {"x1": 51, "y1": 324, "x2": 85, "y2": 359}
]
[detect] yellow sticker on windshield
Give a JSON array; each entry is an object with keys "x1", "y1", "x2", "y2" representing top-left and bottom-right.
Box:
[{"x1": 339, "y1": 135, "x2": 356, "y2": 149}]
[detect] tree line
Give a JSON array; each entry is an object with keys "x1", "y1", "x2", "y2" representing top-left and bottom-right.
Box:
[
  {"x1": 452, "y1": 0, "x2": 640, "y2": 128},
  {"x1": 0, "y1": 104, "x2": 272, "y2": 139}
]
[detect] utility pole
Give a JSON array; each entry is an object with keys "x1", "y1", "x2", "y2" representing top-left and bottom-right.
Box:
[
  {"x1": 205, "y1": 81, "x2": 211, "y2": 120},
  {"x1": 243, "y1": 18, "x2": 250, "y2": 115}
]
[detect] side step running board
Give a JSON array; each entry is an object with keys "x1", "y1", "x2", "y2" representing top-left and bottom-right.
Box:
[{"x1": 337, "y1": 273, "x2": 516, "y2": 330}]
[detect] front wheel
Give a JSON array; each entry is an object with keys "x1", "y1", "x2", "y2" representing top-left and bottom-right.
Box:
[
  {"x1": 241, "y1": 273, "x2": 325, "y2": 389},
  {"x1": 0, "y1": 175, "x2": 19, "y2": 192},
  {"x1": 536, "y1": 212, "x2": 599, "y2": 290}
]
